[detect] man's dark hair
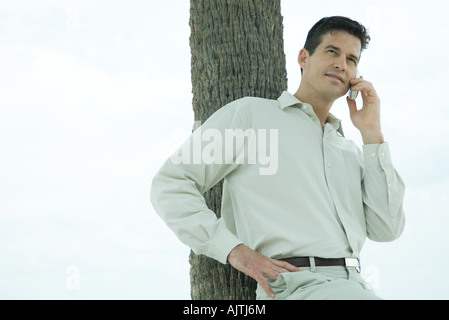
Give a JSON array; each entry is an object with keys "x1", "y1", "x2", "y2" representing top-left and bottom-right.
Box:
[{"x1": 304, "y1": 16, "x2": 370, "y2": 57}]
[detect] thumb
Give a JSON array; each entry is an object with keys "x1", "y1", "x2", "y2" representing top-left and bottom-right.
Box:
[{"x1": 346, "y1": 96, "x2": 358, "y2": 116}]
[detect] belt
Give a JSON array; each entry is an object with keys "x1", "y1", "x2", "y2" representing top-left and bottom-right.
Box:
[{"x1": 281, "y1": 257, "x2": 361, "y2": 271}]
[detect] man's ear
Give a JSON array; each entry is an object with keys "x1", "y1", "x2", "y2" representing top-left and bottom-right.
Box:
[{"x1": 298, "y1": 48, "x2": 309, "y2": 70}]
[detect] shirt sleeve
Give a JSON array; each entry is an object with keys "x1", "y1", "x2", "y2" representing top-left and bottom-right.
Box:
[
  {"x1": 361, "y1": 143, "x2": 406, "y2": 241},
  {"x1": 150, "y1": 101, "x2": 246, "y2": 264}
]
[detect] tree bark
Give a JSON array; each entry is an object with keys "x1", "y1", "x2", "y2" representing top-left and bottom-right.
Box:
[{"x1": 188, "y1": 0, "x2": 287, "y2": 300}]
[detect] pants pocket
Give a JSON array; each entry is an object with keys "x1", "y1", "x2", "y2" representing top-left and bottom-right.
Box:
[
  {"x1": 257, "y1": 271, "x2": 331, "y2": 300},
  {"x1": 256, "y1": 273, "x2": 290, "y2": 300}
]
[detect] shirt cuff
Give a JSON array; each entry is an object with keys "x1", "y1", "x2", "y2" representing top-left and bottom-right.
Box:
[
  {"x1": 363, "y1": 143, "x2": 392, "y2": 168},
  {"x1": 206, "y1": 227, "x2": 243, "y2": 265}
]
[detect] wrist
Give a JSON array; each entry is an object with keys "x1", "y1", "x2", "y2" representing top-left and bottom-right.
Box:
[
  {"x1": 360, "y1": 129, "x2": 384, "y2": 145},
  {"x1": 227, "y1": 243, "x2": 245, "y2": 263}
]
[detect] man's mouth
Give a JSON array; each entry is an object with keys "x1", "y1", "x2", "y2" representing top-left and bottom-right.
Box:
[{"x1": 325, "y1": 73, "x2": 345, "y2": 84}]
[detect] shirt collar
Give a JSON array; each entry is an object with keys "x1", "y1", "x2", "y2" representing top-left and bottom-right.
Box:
[
  {"x1": 277, "y1": 91, "x2": 345, "y2": 137},
  {"x1": 278, "y1": 91, "x2": 303, "y2": 110}
]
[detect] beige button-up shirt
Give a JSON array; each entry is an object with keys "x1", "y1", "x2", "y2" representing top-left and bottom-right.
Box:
[{"x1": 150, "y1": 91, "x2": 405, "y2": 264}]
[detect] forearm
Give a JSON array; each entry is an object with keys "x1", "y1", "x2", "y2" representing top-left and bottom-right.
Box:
[
  {"x1": 362, "y1": 143, "x2": 406, "y2": 241},
  {"x1": 150, "y1": 160, "x2": 242, "y2": 264}
]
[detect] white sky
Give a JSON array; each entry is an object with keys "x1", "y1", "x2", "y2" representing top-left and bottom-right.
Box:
[{"x1": 1, "y1": 0, "x2": 448, "y2": 299}]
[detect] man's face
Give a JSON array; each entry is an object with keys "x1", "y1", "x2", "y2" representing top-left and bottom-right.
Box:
[{"x1": 299, "y1": 31, "x2": 361, "y2": 100}]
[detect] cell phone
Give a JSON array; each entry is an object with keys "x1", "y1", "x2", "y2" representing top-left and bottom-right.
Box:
[{"x1": 348, "y1": 70, "x2": 360, "y2": 100}]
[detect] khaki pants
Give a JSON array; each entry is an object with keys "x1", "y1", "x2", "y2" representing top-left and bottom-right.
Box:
[{"x1": 256, "y1": 264, "x2": 382, "y2": 300}]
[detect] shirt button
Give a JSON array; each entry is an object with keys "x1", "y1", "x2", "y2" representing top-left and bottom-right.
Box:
[
  {"x1": 381, "y1": 152, "x2": 386, "y2": 157},
  {"x1": 371, "y1": 153, "x2": 376, "y2": 158}
]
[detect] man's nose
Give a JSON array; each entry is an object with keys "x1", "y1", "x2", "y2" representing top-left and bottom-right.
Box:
[{"x1": 333, "y1": 57, "x2": 347, "y2": 71}]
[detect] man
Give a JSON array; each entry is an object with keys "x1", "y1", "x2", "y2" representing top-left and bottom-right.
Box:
[{"x1": 151, "y1": 16, "x2": 405, "y2": 300}]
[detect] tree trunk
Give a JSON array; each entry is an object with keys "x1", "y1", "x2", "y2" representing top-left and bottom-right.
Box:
[{"x1": 188, "y1": 0, "x2": 287, "y2": 300}]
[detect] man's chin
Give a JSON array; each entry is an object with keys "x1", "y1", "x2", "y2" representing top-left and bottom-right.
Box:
[{"x1": 321, "y1": 89, "x2": 348, "y2": 101}]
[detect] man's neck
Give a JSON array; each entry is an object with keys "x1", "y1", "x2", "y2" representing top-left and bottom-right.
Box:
[{"x1": 293, "y1": 85, "x2": 336, "y2": 130}]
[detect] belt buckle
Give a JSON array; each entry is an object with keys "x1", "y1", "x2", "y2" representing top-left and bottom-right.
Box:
[{"x1": 345, "y1": 258, "x2": 361, "y2": 273}]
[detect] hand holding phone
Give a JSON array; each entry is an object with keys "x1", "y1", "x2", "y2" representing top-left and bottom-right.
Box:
[
  {"x1": 348, "y1": 70, "x2": 361, "y2": 100},
  {"x1": 346, "y1": 72, "x2": 384, "y2": 144}
]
